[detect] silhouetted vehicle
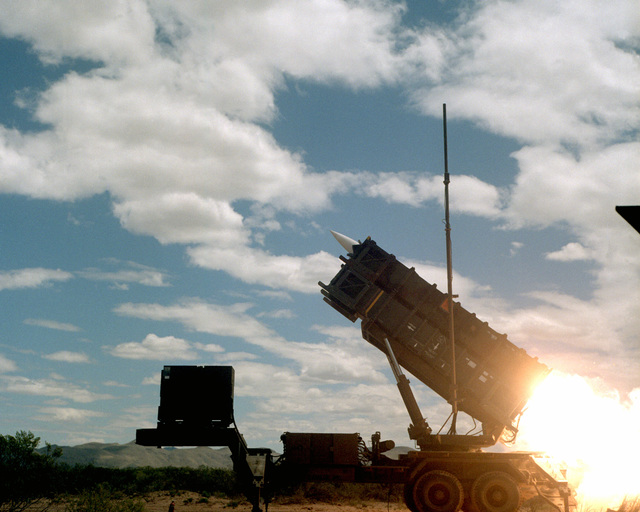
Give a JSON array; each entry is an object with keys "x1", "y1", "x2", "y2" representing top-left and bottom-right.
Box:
[{"x1": 137, "y1": 236, "x2": 575, "y2": 512}]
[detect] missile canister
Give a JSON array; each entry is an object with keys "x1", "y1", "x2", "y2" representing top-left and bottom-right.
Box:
[{"x1": 319, "y1": 236, "x2": 549, "y2": 438}]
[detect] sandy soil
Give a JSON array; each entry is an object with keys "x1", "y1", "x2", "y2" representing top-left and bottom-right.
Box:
[
  {"x1": 144, "y1": 491, "x2": 409, "y2": 512},
  {"x1": 37, "y1": 491, "x2": 410, "y2": 512}
]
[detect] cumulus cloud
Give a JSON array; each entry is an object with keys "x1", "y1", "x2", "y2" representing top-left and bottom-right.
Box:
[
  {"x1": 0, "y1": 268, "x2": 73, "y2": 290},
  {"x1": 546, "y1": 242, "x2": 590, "y2": 262},
  {"x1": 187, "y1": 246, "x2": 339, "y2": 293},
  {"x1": 356, "y1": 171, "x2": 502, "y2": 218},
  {"x1": 114, "y1": 193, "x2": 249, "y2": 246},
  {"x1": 0, "y1": 1, "x2": 412, "y2": 298},
  {"x1": 0, "y1": 1, "x2": 155, "y2": 65},
  {"x1": 413, "y1": 0, "x2": 640, "y2": 147},
  {"x1": 108, "y1": 333, "x2": 199, "y2": 360}
]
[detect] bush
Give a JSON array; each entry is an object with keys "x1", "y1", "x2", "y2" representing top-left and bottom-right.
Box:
[
  {"x1": 275, "y1": 481, "x2": 403, "y2": 505},
  {"x1": 64, "y1": 485, "x2": 145, "y2": 512},
  {"x1": 0, "y1": 430, "x2": 62, "y2": 512},
  {"x1": 49, "y1": 464, "x2": 238, "y2": 497}
]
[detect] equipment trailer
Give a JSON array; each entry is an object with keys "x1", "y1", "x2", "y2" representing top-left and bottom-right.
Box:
[{"x1": 137, "y1": 236, "x2": 575, "y2": 512}]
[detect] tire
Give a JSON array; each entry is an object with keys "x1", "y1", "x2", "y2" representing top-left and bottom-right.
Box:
[
  {"x1": 471, "y1": 471, "x2": 521, "y2": 512},
  {"x1": 411, "y1": 470, "x2": 464, "y2": 512},
  {"x1": 404, "y1": 480, "x2": 420, "y2": 512}
]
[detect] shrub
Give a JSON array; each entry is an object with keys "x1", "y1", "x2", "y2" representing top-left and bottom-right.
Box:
[
  {"x1": 64, "y1": 485, "x2": 145, "y2": 512},
  {"x1": 0, "y1": 430, "x2": 62, "y2": 512}
]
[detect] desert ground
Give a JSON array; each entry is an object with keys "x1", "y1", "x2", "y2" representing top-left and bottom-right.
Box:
[
  {"x1": 36, "y1": 491, "x2": 410, "y2": 512},
  {"x1": 143, "y1": 491, "x2": 408, "y2": 511}
]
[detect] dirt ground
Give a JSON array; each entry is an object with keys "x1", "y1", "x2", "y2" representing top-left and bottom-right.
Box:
[
  {"x1": 144, "y1": 491, "x2": 409, "y2": 512},
  {"x1": 38, "y1": 491, "x2": 410, "y2": 512}
]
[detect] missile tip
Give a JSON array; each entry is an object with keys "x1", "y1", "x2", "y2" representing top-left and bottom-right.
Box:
[{"x1": 330, "y1": 230, "x2": 358, "y2": 254}]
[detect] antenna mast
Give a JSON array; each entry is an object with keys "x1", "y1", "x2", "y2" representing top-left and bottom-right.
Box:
[{"x1": 443, "y1": 103, "x2": 458, "y2": 434}]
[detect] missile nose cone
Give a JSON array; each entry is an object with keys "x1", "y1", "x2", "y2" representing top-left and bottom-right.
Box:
[{"x1": 331, "y1": 230, "x2": 359, "y2": 254}]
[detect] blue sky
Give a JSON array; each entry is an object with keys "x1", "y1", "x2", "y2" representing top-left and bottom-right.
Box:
[{"x1": 0, "y1": 0, "x2": 638, "y2": 454}]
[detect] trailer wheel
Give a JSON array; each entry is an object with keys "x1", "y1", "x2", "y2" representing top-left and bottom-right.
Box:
[
  {"x1": 411, "y1": 470, "x2": 464, "y2": 512},
  {"x1": 471, "y1": 471, "x2": 521, "y2": 512},
  {"x1": 404, "y1": 480, "x2": 420, "y2": 512}
]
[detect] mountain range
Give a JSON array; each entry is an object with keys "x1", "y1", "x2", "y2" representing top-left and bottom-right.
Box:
[
  {"x1": 41, "y1": 441, "x2": 234, "y2": 469},
  {"x1": 39, "y1": 440, "x2": 411, "y2": 469}
]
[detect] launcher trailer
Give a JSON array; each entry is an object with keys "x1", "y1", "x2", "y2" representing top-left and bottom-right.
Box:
[{"x1": 137, "y1": 236, "x2": 574, "y2": 512}]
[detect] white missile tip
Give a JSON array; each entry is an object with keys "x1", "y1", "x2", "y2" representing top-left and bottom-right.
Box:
[{"x1": 330, "y1": 230, "x2": 359, "y2": 254}]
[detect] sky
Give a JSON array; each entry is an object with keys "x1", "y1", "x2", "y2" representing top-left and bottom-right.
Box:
[{"x1": 0, "y1": 0, "x2": 639, "y2": 462}]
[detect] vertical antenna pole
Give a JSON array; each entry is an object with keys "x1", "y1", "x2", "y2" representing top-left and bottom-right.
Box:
[{"x1": 443, "y1": 103, "x2": 458, "y2": 433}]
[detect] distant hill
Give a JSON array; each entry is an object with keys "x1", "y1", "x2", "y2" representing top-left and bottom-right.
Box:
[
  {"x1": 40, "y1": 440, "x2": 411, "y2": 470},
  {"x1": 41, "y1": 441, "x2": 233, "y2": 469}
]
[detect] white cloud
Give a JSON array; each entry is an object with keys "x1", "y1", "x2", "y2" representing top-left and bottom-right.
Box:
[
  {"x1": 0, "y1": 1, "x2": 411, "y2": 297},
  {"x1": 228, "y1": 361, "x2": 417, "y2": 446},
  {"x1": 155, "y1": 0, "x2": 406, "y2": 89},
  {"x1": 114, "y1": 193, "x2": 249, "y2": 246},
  {"x1": 0, "y1": 268, "x2": 73, "y2": 290},
  {"x1": 44, "y1": 351, "x2": 90, "y2": 364},
  {"x1": 358, "y1": 172, "x2": 502, "y2": 218},
  {"x1": 115, "y1": 299, "x2": 388, "y2": 385},
  {"x1": 0, "y1": 375, "x2": 112, "y2": 403},
  {"x1": 510, "y1": 241, "x2": 524, "y2": 256},
  {"x1": 115, "y1": 300, "x2": 276, "y2": 343},
  {"x1": 142, "y1": 374, "x2": 160, "y2": 386},
  {"x1": 258, "y1": 309, "x2": 296, "y2": 319},
  {"x1": 491, "y1": 290, "x2": 640, "y2": 390},
  {"x1": 0, "y1": 354, "x2": 17, "y2": 373},
  {"x1": 78, "y1": 260, "x2": 170, "y2": 287},
  {"x1": 103, "y1": 380, "x2": 130, "y2": 388},
  {"x1": 35, "y1": 407, "x2": 105, "y2": 423},
  {"x1": 505, "y1": 144, "x2": 640, "y2": 230},
  {"x1": 362, "y1": 172, "x2": 435, "y2": 206},
  {"x1": 546, "y1": 242, "x2": 590, "y2": 262},
  {"x1": 193, "y1": 342, "x2": 225, "y2": 353},
  {"x1": 108, "y1": 333, "x2": 198, "y2": 360},
  {"x1": 215, "y1": 352, "x2": 259, "y2": 363},
  {"x1": 0, "y1": 1, "x2": 155, "y2": 66},
  {"x1": 255, "y1": 289, "x2": 293, "y2": 302},
  {"x1": 413, "y1": 0, "x2": 640, "y2": 147},
  {"x1": 400, "y1": 0, "x2": 640, "y2": 394},
  {"x1": 24, "y1": 318, "x2": 81, "y2": 332},
  {"x1": 187, "y1": 246, "x2": 340, "y2": 293}
]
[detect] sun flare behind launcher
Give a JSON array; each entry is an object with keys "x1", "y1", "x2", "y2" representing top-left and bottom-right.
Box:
[{"x1": 319, "y1": 233, "x2": 550, "y2": 449}]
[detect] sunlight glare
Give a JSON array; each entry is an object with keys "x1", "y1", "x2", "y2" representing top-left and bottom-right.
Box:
[{"x1": 511, "y1": 372, "x2": 640, "y2": 509}]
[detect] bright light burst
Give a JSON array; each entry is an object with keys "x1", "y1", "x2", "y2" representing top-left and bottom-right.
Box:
[{"x1": 511, "y1": 371, "x2": 640, "y2": 509}]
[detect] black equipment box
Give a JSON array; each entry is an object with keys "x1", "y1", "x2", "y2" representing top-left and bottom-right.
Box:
[
  {"x1": 282, "y1": 432, "x2": 361, "y2": 466},
  {"x1": 158, "y1": 365, "x2": 234, "y2": 428}
]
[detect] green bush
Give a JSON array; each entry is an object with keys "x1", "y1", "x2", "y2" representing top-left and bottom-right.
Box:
[
  {"x1": 64, "y1": 485, "x2": 145, "y2": 512},
  {"x1": 0, "y1": 430, "x2": 62, "y2": 512}
]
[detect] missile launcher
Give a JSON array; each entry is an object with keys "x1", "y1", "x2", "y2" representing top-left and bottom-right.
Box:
[{"x1": 320, "y1": 235, "x2": 549, "y2": 443}]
